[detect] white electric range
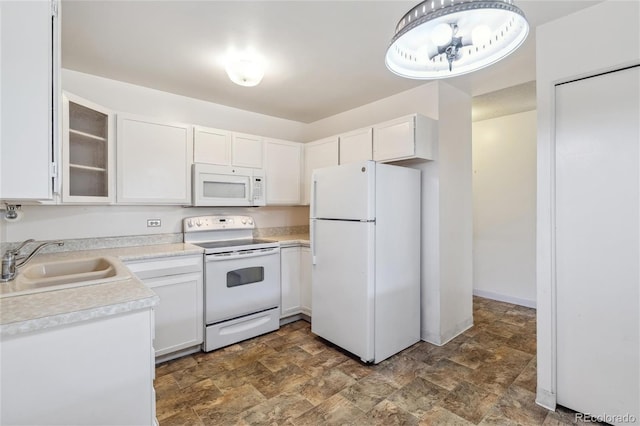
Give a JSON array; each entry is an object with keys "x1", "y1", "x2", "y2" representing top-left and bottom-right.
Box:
[{"x1": 183, "y1": 215, "x2": 281, "y2": 351}]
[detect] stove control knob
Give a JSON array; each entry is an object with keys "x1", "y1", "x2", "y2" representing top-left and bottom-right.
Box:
[
  {"x1": 248, "y1": 219, "x2": 254, "y2": 225},
  {"x1": 196, "y1": 219, "x2": 202, "y2": 227},
  {"x1": 241, "y1": 218, "x2": 247, "y2": 225}
]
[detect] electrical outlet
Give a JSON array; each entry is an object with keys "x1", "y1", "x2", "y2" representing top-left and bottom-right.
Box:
[{"x1": 147, "y1": 219, "x2": 161, "y2": 227}]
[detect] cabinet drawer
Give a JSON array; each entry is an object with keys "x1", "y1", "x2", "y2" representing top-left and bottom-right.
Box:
[{"x1": 125, "y1": 255, "x2": 202, "y2": 279}]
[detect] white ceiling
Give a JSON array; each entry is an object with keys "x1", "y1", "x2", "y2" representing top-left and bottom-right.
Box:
[{"x1": 61, "y1": 0, "x2": 601, "y2": 123}]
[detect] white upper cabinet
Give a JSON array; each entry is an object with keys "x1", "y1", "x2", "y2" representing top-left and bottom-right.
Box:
[
  {"x1": 264, "y1": 138, "x2": 302, "y2": 205},
  {"x1": 339, "y1": 127, "x2": 372, "y2": 165},
  {"x1": 0, "y1": 1, "x2": 57, "y2": 200},
  {"x1": 193, "y1": 126, "x2": 232, "y2": 165},
  {"x1": 62, "y1": 93, "x2": 114, "y2": 203},
  {"x1": 232, "y1": 132, "x2": 263, "y2": 168},
  {"x1": 117, "y1": 113, "x2": 193, "y2": 204},
  {"x1": 303, "y1": 137, "x2": 338, "y2": 205},
  {"x1": 373, "y1": 114, "x2": 437, "y2": 162}
]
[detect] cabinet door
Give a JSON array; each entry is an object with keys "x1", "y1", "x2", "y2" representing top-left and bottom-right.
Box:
[
  {"x1": 62, "y1": 93, "x2": 114, "y2": 203},
  {"x1": 193, "y1": 126, "x2": 232, "y2": 165},
  {"x1": 232, "y1": 132, "x2": 263, "y2": 168},
  {"x1": 145, "y1": 272, "x2": 204, "y2": 357},
  {"x1": 264, "y1": 139, "x2": 302, "y2": 205},
  {"x1": 0, "y1": 309, "x2": 154, "y2": 425},
  {"x1": 0, "y1": 1, "x2": 56, "y2": 200},
  {"x1": 281, "y1": 246, "x2": 301, "y2": 318},
  {"x1": 339, "y1": 127, "x2": 372, "y2": 165},
  {"x1": 303, "y1": 137, "x2": 339, "y2": 205},
  {"x1": 117, "y1": 114, "x2": 193, "y2": 204},
  {"x1": 374, "y1": 114, "x2": 436, "y2": 162},
  {"x1": 300, "y1": 246, "x2": 312, "y2": 316},
  {"x1": 373, "y1": 116, "x2": 415, "y2": 162}
]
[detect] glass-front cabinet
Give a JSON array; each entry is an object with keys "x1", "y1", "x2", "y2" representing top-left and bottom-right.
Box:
[{"x1": 62, "y1": 93, "x2": 114, "y2": 203}]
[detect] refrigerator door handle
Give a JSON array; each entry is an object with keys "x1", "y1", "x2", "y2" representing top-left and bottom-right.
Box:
[
  {"x1": 311, "y1": 219, "x2": 317, "y2": 265},
  {"x1": 311, "y1": 178, "x2": 317, "y2": 219}
]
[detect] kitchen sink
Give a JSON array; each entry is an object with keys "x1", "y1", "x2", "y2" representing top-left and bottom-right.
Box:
[{"x1": 0, "y1": 256, "x2": 131, "y2": 298}]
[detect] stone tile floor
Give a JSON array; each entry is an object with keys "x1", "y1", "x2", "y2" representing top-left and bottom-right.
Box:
[{"x1": 155, "y1": 297, "x2": 591, "y2": 425}]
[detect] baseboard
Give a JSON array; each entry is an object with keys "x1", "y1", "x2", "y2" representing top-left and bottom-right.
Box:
[
  {"x1": 155, "y1": 345, "x2": 201, "y2": 364},
  {"x1": 536, "y1": 388, "x2": 556, "y2": 410},
  {"x1": 421, "y1": 316, "x2": 474, "y2": 346},
  {"x1": 473, "y1": 289, "x2": 537, "y2": 309},
  {"x1": 280, "y1": 313, "x2": 311, "y2": 326}
]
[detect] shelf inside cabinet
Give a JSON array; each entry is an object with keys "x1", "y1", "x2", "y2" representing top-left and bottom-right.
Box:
[
  {"x1": 69, "y1": 163, "x2": 107, "y2": 173},
  {"x1": 69, "y1": 128, "x2": 107, "y2": 142}
]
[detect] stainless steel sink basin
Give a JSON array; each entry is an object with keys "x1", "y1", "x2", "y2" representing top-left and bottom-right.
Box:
[{"x1": 0, "y1": 256, "x2": 131, "y2": 298}]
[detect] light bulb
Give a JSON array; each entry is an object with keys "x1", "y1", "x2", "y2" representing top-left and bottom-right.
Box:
[
  {"x1": 471, "y1": 25, "x2": 492, "y2": 46},
  {"x1": 225, "y1": 54, "x2": 265, "y2": 87},
  {"x1": 431, "y1": 22, "x2": 453, "y2": 46}
]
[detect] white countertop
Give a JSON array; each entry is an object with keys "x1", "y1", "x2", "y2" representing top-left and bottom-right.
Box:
[
  {"x1": 265, "y1": 234, "x2": 310, "y2": 247},
  {"x1": 0, "y1": 243, "x2": 203, "y2": 337}
]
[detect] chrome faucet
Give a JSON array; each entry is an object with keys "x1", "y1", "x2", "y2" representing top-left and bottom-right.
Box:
[{"x1": 1, "y1": 239, "x2": 65, "y2": 282}]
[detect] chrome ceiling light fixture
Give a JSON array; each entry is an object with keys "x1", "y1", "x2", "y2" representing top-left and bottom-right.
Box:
[{"x1": 385, "y1": 0, "x2": 529, "y2": 79}]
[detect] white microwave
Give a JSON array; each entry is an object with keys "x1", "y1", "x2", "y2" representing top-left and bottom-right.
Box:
[{"x1": 192, "y1": 163, "x2": 265, "y2": 207}]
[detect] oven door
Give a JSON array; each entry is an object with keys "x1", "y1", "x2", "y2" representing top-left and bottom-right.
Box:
[{"x1": 204, "y1": 247, "x2": 281, "y2": 324}]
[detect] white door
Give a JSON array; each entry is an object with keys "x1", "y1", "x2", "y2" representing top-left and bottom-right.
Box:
[
  {"x1": 555, "y1": 66, "x2": 639, "y2": 422},
  {"x1": 303, "y1": 137, "x2": 339, "y2": 205},
  {"x1": 193, "y1": 126, "x2": 232, "y2": 165},
  {"x1": 145, "y1": 272, "x2": 203, "y2": 357},
  {"x1": 280, "y1": 246, "x2": 301, "y2": 317},
  {"x1": 232, "y1": 132, "x2": 263, "y2": 168},
  {"x1": 264, "y1": 138, "x2": 302, "y2": 205},
  {"x1": 0, "y1": 1, "x2": 54, "y2": 200},
  {"x1": 311, "y1": 161, "x2": 375, "y2": 220},
  {"x1": 117, "y1": 114, "x2": 193, "y2": 204},
  {"x1": 311, "y1": 219, "x2": 375, "y2": 362},
  {"x1": 339, "y1": 127, "x2": 372, "y2": 165}
]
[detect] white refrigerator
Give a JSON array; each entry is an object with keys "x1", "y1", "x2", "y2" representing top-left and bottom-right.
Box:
[{"x1": 310, "y1": 160, "x2": 421, "y2": 364}]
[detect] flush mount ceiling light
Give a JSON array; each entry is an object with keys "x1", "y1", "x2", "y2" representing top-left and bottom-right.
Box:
[
  {"x1": 385, "y1": 0, "x2": 529, "y2": 79},
  {"x1": 225, "y1": 52, "x2": 265, "y2": 87}
]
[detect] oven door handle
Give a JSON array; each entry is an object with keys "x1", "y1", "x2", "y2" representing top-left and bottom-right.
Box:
[{"x1": 205, "y1": 247, "x2": 279, "y2": 262}]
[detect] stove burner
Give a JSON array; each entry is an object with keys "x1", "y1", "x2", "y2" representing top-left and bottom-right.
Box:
[{"x1": 193, "y1": 238, "x2": 276, "y2": 250}]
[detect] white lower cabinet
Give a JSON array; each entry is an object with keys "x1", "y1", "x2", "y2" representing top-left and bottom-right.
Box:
[
  {"x1": 0, "y1": 309, "x2": 155, "y2": 426},
  {"x1": 125, "y1": 254, "x2": 203, "y2": 361},
  {"x1": 280, "y1": 245, "x2": 312, "y2": 318},
  {"x1": 300, "y1": 246, "x2": 312, "y2": 316},
  {"x1": 280, "y1": 246, "x2": 302, "y2": 317}
]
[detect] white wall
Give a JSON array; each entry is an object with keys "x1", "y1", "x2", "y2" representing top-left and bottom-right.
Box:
[
  {"x1": 304, "y1": 83, "x2": 439, "y2": 141},
  {"x1": 536, "y1": 0, "x2": 640, "y2": 410},
  {"x1": 0, "y1": 70, "x2": 313, "y2": 244},
  {"x1": 472, "y1": 110, "x2": 536, "y2": 307},
  {"x1": 301, "y1": 81, "x2": 473, "y2": 345},
  {"x1": 434, "y1": 83, "x2": 473, "y2": 344},
  {"x1": 63, "y1": 69, "x2": 307, "y2": 141}
]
